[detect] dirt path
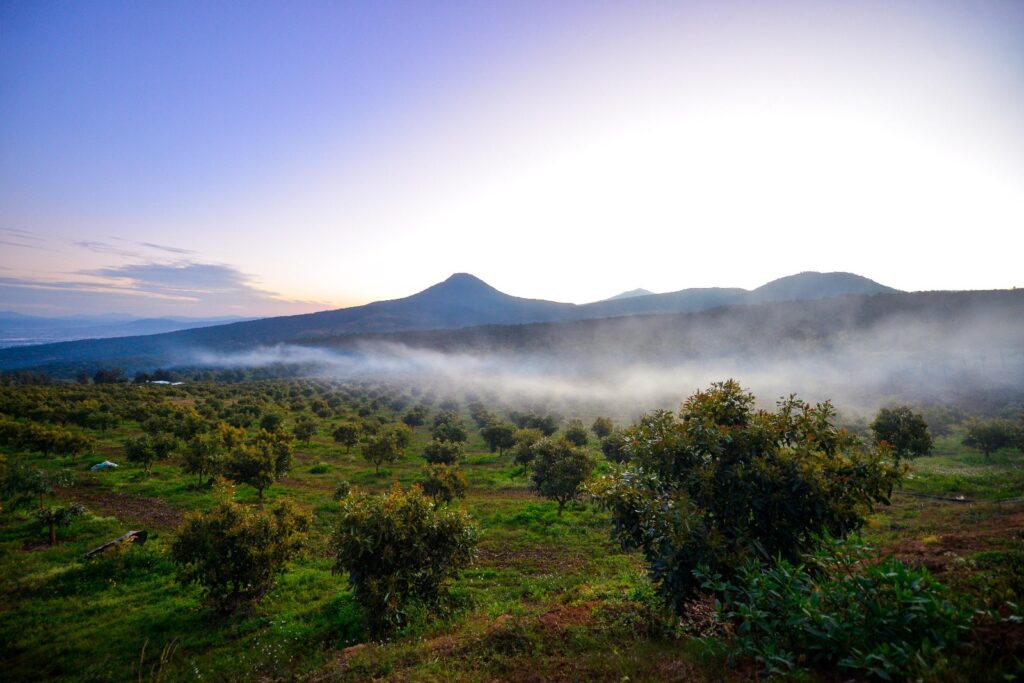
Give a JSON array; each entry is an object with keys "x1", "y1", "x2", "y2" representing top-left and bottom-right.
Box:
[{"x1": 55, "y1": 486, "x2": 184, "y2": 529}]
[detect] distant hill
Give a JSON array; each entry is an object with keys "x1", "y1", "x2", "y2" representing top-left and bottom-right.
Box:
[
  {"x1": 0, "y1": 271, "x2": 900, "y2": 373},
  {"x1": 751, "y1": 271, "x2": 899, "y2": 303},
  {"x1": 602, "y1": 288, "x2": 654, "y2": 301}
]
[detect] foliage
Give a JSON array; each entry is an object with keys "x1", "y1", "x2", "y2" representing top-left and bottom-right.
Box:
[
  {"x1": 37, "y1": 503, "x2": 86, "y2": 545},
  {"x1": 591, "y1": 416, "x2": 614, "y2": 439},
  {"x1": 123, "y1": 434, "x2": 178, "y2": 475},
  {"x1": 963, "y1": 419, "x2": 1019, "y2": 456},
  {"x1": 530, "y1": 436, "x2": 594, "y2": 515},
  {"x1": 599, "y1": 430, "x2": 630, "y2": 464},
  {"x1": 330, "y1": 484, "x2": 477, "y2": 634},
  {"x1": 480, "y1": 421, "x2": 516, "y2": 455},
  {"x1": 332, "y1": 421, "x2": 360, "y2": 452},
  {"x1": 171, "y1": 483, "x2": 310, "y2": 614},
  {"x1": 332, "y1": 480, "x2": 351, "y2": 501},
  {"x1": 592, "y1": 381, "x2": 904, "y2": 610},
  {"x1": 401, "y1": 404, "x2": 428, "y2": 427},
  {"x1": 1, "y1": 461, "x2": 73, "y2": 509},
  {"x1": 696, "y1": 536, "x2": 971, "y2": 680},
  {"x1": 182, "y1": 433, "x2": 224, "y2": 485},
  {"x1": 361, "y1": 429, "x2": 403, "y2": 473},
  {"x1": 563, "y1": 418, "x2": 589, "y2": 446},
  {"x1": 431, "y1": 411, "x2": 468, "y2": 443},
  {"x1": 420, "y1": 463, "x2": 467, "y2": 503},
  {"x1": 293, "y1": 416, "x2": 318, "y2": 444},
  {"x1": 509, "y1": 411, "x2": 559, "y2": 436},
  {"x1": 259, "y1": 411, "x2": 285, "y2": 433},
  {"x1": 512, "y1": 427, "x2": 544, "y2": 467},
  {"x1": 871, "y1": 405, "x2": 933, "y2": 460},
  {"x1": 224, "y1": 431, "x2": 292, "y2": 498},
  {"x1": 422, "y1": 438, "x2": 464, "y2": 465}
]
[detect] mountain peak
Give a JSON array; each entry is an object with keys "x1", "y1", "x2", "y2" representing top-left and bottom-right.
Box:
[
  {"x1": 603, "y1": 288, "x2": 655, "y2": 302},
  {"x1": 752, "y1": 271, "x2": 898, "y2": 302}
]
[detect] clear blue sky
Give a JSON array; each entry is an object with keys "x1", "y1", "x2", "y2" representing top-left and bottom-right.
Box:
[{"x1": 2, "y1": 1, "x2": 1022, "y2": 316}]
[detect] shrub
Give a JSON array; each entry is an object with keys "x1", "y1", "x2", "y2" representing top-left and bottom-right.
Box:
[
  {"x1": 563, "y1": 419, "x2": 589, "y2": 447},
  {"x1": 331, "y1": 484, "x2": 477, "y2": 634},
  {"x1": 530, "y1": 436, "x2": 594, "y2": 515},
  {"x1": 480, "y1": 421, "x2": 516, "y2": 455},
  {"x1": 332, "y1": 480, "x2": 351, "y2": 501},
  {"x1": 511, "y1": 428, "x2": 544, "y2": 468},
  {"x1": 591, "y1": 416, "x2": 614, "y2": 439},
  {"x1": 420, "y1": 463, "x2": 467, "y2": 503},
  {"x1": 171, "y1": 484, "x2": 309, "y2": 614},
  {"x1": 422, "y1": 439, "x2": 464, "y2": 465},
  {"x1": 870, "y1": 405, "x2": 933, "y2": 460},
  {"x1": 592, "y1": 381, "x2": 903, "y2": 610},
  {"x1": 224, "y1": 431, "x2": 292, "y2": 499},
  {"x1": 696, "y1": 537, "x2": 971, "y2": 680}
]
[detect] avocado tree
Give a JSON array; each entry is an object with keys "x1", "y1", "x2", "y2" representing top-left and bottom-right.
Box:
[
  {"x1": 592, "y1": 381, "x2": 903, "y2": 612},
  {"x1": 480, "y1": 421, "x2": 516, "y2": 455},
  {"x1": 332, "y1": 422, "x2": 360, "y2": 453},
  {"x1": 963, "y1": 419, "x2": 1018, "y2": 457},
  {"x1": 171, "y1": 482, "x2": 309, "y2": 613},
  {"x1": 330, "y1": 484, "x2": 477, "y2": 633},
  {"x1": 530, "y1": 436, "x2": 595, "y2": 515},
  {"x1": 870, "y1": 405, "x2": 933, "y2": 460}
]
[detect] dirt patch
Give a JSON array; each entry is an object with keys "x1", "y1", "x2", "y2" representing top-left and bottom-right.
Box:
[
  {"x1": 476, "y1": 544, "x2": 586, "y2": 572},
  {"x1": 55, "y1": 486, "x2": 183, "y2": 529},
  {"x1": 885, "y1": 504, "x2": 1024, "y2": 573},
  {"x1": 537, "y1": 601, "x2": 598, "y2": 632}
]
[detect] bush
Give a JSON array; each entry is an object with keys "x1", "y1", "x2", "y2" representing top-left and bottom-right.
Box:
[
  {"x1": 171, "y1": 483, "x2": 309, "y2": 614},
  {"x1": 530, "y1": 436, "x2": 594, "y2": 515},
  {"x1": 592, "y1": 381, "x2": 903, "y2": 610},
  {"x1": 420, "y1": 463, "x2": 467, "y2": 503},
  {"x1": 563, "y1": 419, "x2": 589, "y2": 446},
  {"x1": 870, "y1": 405, "x2": 933, "y2": 460},
  {"x1": 697, "y1": 537, "x2": 971, "y2": 680},
  {"x1": 330, "y1": 484, "x2": 477, "y2": 634},
  {"x1": 422, "y1": 439, "x2": 464, "y2": 465}
]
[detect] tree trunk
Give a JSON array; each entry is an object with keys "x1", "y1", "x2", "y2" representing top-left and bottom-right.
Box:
[{"x1": 49, "y1": 522, "x2": 56, "y2": 545}]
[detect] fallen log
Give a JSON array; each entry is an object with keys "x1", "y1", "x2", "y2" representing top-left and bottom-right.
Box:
[{"x1": 85, "y1": 530, "x2": 148, "y2": 558}]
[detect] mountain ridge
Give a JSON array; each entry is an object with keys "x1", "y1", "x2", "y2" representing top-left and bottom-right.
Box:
[{"x1": 0, "y1": 271, "x2": 899, "y2": 372}]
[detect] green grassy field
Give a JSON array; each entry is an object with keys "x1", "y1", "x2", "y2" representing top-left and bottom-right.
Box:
[{"x1": 1, "y1": 381, "x2": 1021, "y2": 681}]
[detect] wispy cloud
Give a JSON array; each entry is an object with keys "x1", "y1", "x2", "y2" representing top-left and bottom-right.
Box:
[{"x1": 1, "y1": 229, "x2": 59, "y2": 252}]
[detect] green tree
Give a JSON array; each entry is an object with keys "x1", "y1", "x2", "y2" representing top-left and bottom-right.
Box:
[
  {"x1": 591, "y1": 416, "x2": 614, "y2": 439},
  {"x1": 530, "y1": 436, "x2": 594, "y2": 515},
  {"x1": 564, "y1": 419, "x2": 590, "y2": 447},
  {"x1": 480, "y1": 421, "x2": 516, "y2": 455},
  {"x1": 512, "y1": 428, "x2": 544, "y2": 468},
  {"x1": 259, "y1": 411, "x2": 285, "y2": 433},
  {"x1": 963, "y1": 419, "x2": 1018, "y2": 457},
  {"x1": 171, "y1": 483, "x2": 309, "y2": 613},
  {"x1": 37, "y1": 503, "x2": 86, "y2": 545},
  {"x1": 600, "y1": 430, "x2": 630, "y2": 464},
  {"x1": 422, "y1": 439, "x2": 464, "y2": 465},
  {"x1": 431, "y1": 412, "x2": 468, "y2": 443},
  {"x1": 870, "y1": 405, "x2": 933, "y2": 460},
  {"x1": 332, "y1": 422, "x2": 360, "y2": 453},
  {"x1": 123, "y1": 434, "x2": 176, "y2": 476},
  {"x1": 182, "y1": 433, "x2": 223, "y2": 486},
  {"x1": 330, "y1": 484, "x2": 477, "y2": 633},
  {"x1": 592, "y1": 381, "x2": 903, "y2": 612},
  {"x1": 361, "y1": 430, "x2": 403, "y2": 474},
  {"x1": 420, "y1": 463, "x2": 468, "y2": 504},
  {"x1": 293, "y1": 417, "x2": 318, "y2": 444},
  {"x1": 225, "y1": 432, "x2": 292, "y2": 499}
]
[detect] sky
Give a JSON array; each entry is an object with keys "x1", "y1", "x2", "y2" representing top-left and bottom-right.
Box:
[{"x1": 1, "y1": 0, "x2": 1022, "y2": 317}]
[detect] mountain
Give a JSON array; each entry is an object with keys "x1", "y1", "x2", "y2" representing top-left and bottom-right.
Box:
[
  {"x1": 751, "y1": 271, "x2": 899, "y2": 303},
  {"x1": 0, "y1": 271, "x2": 899, "y2": 373},
  {"x1": 603, "y1": 288, "x2": 654, "y2": 301}
]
